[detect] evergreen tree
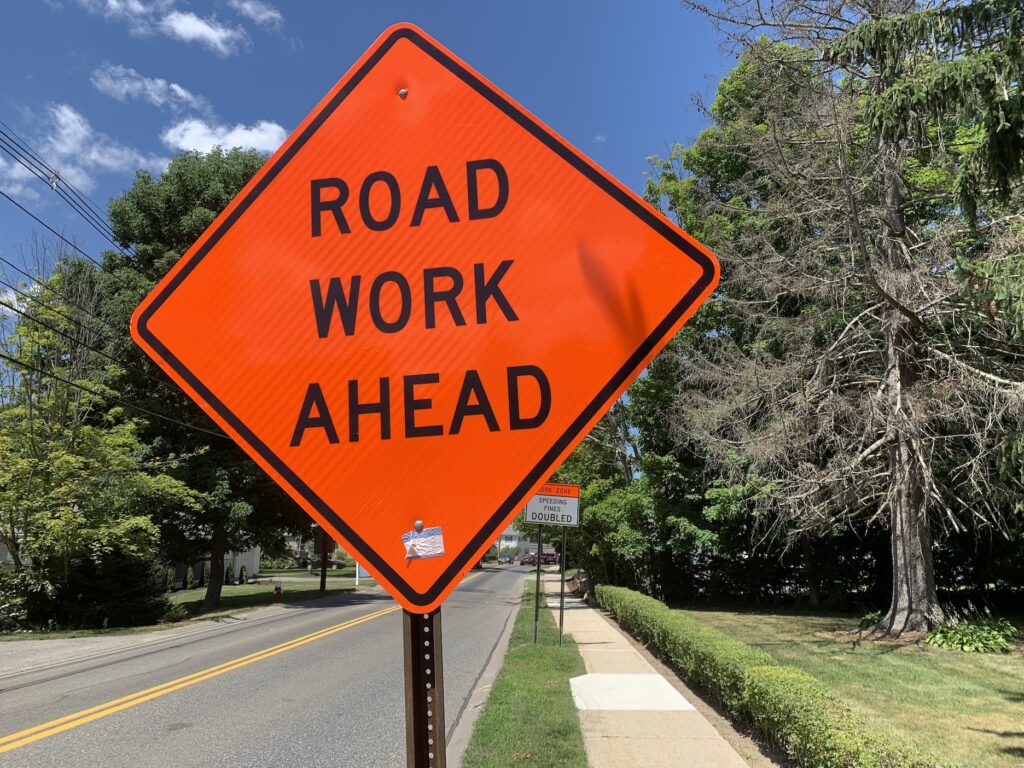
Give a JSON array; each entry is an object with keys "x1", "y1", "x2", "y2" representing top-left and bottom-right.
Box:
[{"x1": 651, "y1": 0, "x2": 1024, "y2": 633}]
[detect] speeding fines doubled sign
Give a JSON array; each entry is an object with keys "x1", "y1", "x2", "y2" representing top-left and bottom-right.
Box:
[
  {"x1": 132, "y1": 24, "x2": 718, "y2": 614},
  {"x1": 526, "y1": 483, "x2": 580, "y2": 527}
]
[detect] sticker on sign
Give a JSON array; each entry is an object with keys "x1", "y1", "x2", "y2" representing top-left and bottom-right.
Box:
[{"x1": 525, "y1": 483, "x2": 580, "y2": 527}]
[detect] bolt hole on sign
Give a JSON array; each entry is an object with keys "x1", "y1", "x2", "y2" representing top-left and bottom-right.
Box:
[{"x1": 131, "y1": 23, "x2": 719, "y2": 613}]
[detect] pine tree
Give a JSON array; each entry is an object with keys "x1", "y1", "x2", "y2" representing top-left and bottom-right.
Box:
[{"x1": 657, "y1": 0, "x2": 1024, "y2": 634}]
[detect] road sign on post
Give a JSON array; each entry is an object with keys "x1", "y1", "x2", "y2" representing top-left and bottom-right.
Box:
[
  {"x1": 525, "y1": 483, "x2": 580, "y2": 527},
  {"x1": 131, "y1": 22, "x2": 718, "y2": 768},
  {"x1": 525, "y1": 483, "x2": 581, "y2": 644}
]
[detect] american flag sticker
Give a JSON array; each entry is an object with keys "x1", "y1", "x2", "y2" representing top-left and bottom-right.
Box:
[{"x1": 402, "y1": 526, "x2": 446, "y2": 560}]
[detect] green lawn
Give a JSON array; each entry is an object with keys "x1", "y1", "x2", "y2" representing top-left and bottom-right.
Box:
[
  {"x1": 461, "y1": 583, "x2": 588, "y2": 768},
  {"x1": 170, "y1": 580, "x2": 357, "y2": 617},
  {"x1": 677, "y1": 608, "x2": 1024, "y2": 768}
]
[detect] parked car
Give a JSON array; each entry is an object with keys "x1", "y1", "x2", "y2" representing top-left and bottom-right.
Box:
[
  {"x1": 542, "y1": 552, "x2": 558, "y2": 564},
  {"x1": 519, "y1": 553, "x2": 536, "y2": 565},
  {"x1": 498, "y1": 556, "x2": 512, "y2": 564}
]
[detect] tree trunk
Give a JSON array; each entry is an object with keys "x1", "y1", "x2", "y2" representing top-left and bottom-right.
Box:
[
  {"x1": 879, "y1": 322, "x2": 944, "y2": 635},
  {"x1": 801, "y1": 534, "x2": 819, "y2": 608},
  {"x1": 2, "y1": 531, "x2": 23, "y2": 569},
  {"x1": 319, "y1": 529, "x2": 328, "y2": 593},
  {"x1": 202, "y1": 526, "x2": 227, "y2": 611},
  {"x1": 870, "y1": 129, "x2": 944, "y2": 636}
]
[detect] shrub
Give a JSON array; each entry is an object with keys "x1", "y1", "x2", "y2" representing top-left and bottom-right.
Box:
[
  {"x1": 201, "y1": 563, "x2": 210, "y2": 588},
  {"x1": 923, "y1": 618, "x2": 1018, "y2": 653},
  {"x1": 184, "y1": 566, "x2": 195, "y2": 590},
  {"x1": 224, "y1": 567, "x2": 232, "y2": 585},
  {"x1": 238, "y1": 565, "x2": 248, "y2": 584},
  {"x1": 744, "y1": 665, "x2": 941, "y2": 767},
  {"x1": 858, "y1": 610, "x2": 883, "y2": 629},
  {"x1": 55, "y1": 549, "x2": 173, "y2": 629},
  {"x1": 162, "y1": 602, "x2": 188, "y2": 623},
  {"x1": 0, "y1": 567, "x2": 55, "y2": 632},
  {"x1": 596, "y1": 585, "x2": 951, "y2": 768}
]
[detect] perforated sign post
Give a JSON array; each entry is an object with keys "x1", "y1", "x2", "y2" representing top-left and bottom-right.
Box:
[{"x1": 131, "y1": 23, "x2": 718, "y2": 768}]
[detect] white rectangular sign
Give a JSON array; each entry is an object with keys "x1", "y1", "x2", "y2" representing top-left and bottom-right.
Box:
[{"x1": 525, "y1": 483, "x2": 580, "y2": 527}]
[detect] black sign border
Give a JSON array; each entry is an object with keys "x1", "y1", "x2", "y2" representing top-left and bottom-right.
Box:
[{"x1": 136, "y1": 26, "x2": 717, "y2": 607}]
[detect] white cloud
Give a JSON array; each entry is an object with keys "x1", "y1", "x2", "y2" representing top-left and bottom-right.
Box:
[
  {"x1": 228, "y1": 0, "x2": 282, "y2": 29},
  {"x1": 158, "y1": 11, "x2": 249, "y2": 56},
  {"x1": 73, "y1": 2, "x2": 250, "y2": 55},
  {"x1": 74, "y1": 0, "x2": 164, "y2": 20},
  {"x1": 160, "y1": 118, "x2": 285, "y2": 154},
  {"x1": 72, "y1": 0, "x2": 170, "y2": 32},
  {"x1": 33, "y1": 103, "x2": 167, "y2": 191},
  {"x1": 0, "y1": 155, "x2": 41, "y2": 200},
  {"x1": 90, "y1": 63, "x2": 210, "y2": 114},
  {"x1": 592, "y1": 135, "x2": 607, "y2": 144}
]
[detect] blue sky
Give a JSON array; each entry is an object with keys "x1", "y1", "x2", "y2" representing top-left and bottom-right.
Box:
[{"x1": 0, "y1": 1, "x2": 729, "y2": 279}]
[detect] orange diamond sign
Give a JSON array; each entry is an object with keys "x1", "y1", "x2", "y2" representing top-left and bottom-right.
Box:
[{"x1": 132, "y1": 23, "x2": 719, "y2": 613}]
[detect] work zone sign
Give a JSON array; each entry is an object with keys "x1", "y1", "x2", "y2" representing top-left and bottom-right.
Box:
[
  {"x1": 132, "y1": 24, "x2": 718, "y2": 613},
  {"x1": 525, "y1": 484, "x2": 580, "y2": 527}
]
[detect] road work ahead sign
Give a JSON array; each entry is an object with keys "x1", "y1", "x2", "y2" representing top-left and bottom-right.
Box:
[
  {"x1": 525, "y1": 484, "x2": 580, "y2": 527},
  {"x1": 131, "y1": 23, "x2": 719, "y2": 613}
]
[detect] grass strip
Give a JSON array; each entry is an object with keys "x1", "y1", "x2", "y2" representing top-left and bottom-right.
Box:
[
  {"x1": 461, "y1": 582, "x2": 588, "y2": 768},
  {"x1": 169, "y1": 581, "x2": 356, "y2": 617},
  {"x1": 259, "y1": 567, "x2": 360, "y2": 578}
]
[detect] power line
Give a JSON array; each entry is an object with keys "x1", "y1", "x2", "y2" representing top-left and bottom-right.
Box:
[
  {"x1": 0, "y1": 135, "x2": 131, "y2": 259},
  {"x1": 0, "y1": 253, "x2": 109, "y2": 324},
  {"x1": 0, "y1": 349, "x2": 229, "y2": 439},
  {"x1": 0, "y1": 122, "x2": 135, "y2": 259},
  {"x1": 0, "y1": 275, "x2": 112, "y2": 347},
  {"x1": 7, "y1": 125, "x2": 123, "y2": 244},
  {"x1": 0, "y1": 187, "x2": 104, "y2": 266},
  {"x1": 0, "y1": 296, "x2": 122, "y2": 366},
  {"x1": 0, "y1": 188, "x2": 136, "y2": 292}
]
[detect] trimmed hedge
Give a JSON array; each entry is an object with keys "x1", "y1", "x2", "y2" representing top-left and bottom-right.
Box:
[{"x1": 595, "y1": 585, "x2": 952, "y2": 768}]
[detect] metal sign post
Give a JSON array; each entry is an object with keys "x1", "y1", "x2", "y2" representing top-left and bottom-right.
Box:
[
  {"x1": 525, "y1": 483, "x2": 581, "y2": 645},
  {"x1": 404, "y1": 609, "x2": 446, "y2": 768},
  {"x1": 559, "y1": 526, "x2": 568, "y2": 646},
  {"x1": 533, "y1": 524, "x2": 543, "y2": 644}
]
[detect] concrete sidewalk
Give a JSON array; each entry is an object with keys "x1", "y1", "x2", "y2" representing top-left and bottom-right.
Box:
[{"x1": 541, "y1": 572, "x2": 748, "y2": 768}]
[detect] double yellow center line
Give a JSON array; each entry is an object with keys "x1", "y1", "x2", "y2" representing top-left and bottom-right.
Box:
[{"x1": 0, "y1": 604, "x2": 401, "y2": 752}]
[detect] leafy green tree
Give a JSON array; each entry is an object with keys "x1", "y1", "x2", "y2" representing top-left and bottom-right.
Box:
[
  {"x1": 99, "y1": 148, "x2": 306, "y2": 610},
  {"x1": 0, "y1": 256, "x2": 191, "y2": 627}
]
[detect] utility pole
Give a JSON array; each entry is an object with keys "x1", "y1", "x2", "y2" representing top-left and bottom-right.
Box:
[{"x1": 319, "y1": 526, "x2": 328, "y2": 592}]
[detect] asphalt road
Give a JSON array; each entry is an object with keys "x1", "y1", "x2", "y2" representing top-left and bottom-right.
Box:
[{"x1": 0, "y1": 566, "x2": 528, "y2": 768}]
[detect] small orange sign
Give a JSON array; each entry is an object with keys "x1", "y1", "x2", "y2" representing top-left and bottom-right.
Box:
[
  {"x1": 131, "y1": 23, "x2": 718, "y2": 613},
  {"x1": 535, "y1": 484, "x2": 580, "y2": 499}
]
